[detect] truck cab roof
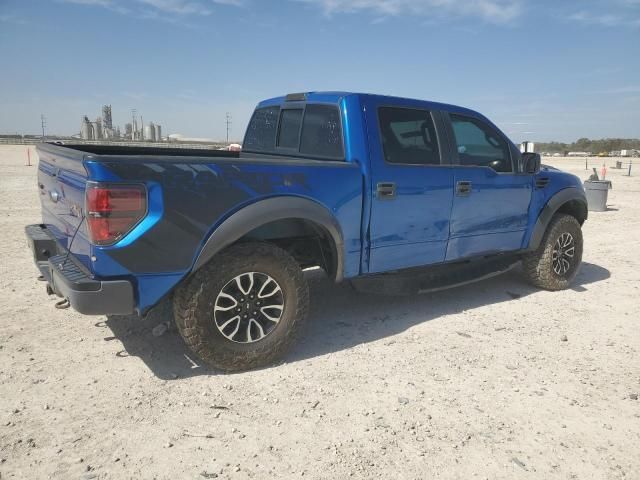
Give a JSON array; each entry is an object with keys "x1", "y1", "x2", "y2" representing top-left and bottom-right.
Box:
[{"x1": 257, "y1": 91, "x2": 483, "y2": 119}]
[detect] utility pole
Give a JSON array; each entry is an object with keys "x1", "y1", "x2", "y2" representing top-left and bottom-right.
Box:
[
  {"x1": 40, "y1": 114, "x2": 47, "y2": 141},
  {"x1": 225, "y1": 112, "x2": 232, "y2": 143}
]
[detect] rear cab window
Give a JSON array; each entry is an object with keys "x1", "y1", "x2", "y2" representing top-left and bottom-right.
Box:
[
  {"x1": 300, "y1": 105, "x2": 344, "y2": 159},
  {"x1": 277, "y1": 109, "x2": 303, "y2": 149},
  {"x1": 243, "y1": 106, "x2": 280, "y2": 153},
  {"x1": 243, "y1": 103, "x2": 344, "y2": 160}
]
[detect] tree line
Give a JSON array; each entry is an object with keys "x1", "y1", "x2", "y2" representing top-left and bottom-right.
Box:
[{"x1": 535, "y1": 138, "x2": 640, "y2": 154}]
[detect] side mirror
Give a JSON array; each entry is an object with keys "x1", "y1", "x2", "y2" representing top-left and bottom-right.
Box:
[
  {"x1": 523, "y1": 152, "x2": 541, "y2": 174},
  {"x1": 487, "y1": 160, "x2": 503, "y2": 171}
]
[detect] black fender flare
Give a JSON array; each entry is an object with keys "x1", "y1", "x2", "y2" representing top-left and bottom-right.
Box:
[
  {"x1": 527, "y1": 187, "x2": 588, "y2": 250},
  {"x1": 191, "y1": 196, "x2": 345, "y2": 281}
]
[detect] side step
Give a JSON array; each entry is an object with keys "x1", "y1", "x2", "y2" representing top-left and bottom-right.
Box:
[{"x1": 351, "y1": 256, "x2": 520, "y2": 296}]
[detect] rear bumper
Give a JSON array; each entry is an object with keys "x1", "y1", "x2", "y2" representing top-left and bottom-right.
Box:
[{"x1": 25, "y1": 224, "x2": 135, "y2": 315}]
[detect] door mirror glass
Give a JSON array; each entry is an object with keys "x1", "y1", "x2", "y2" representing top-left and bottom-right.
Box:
[
  {"x1": 487, "y1": 159, "x2": 504, "y2": 170},
  {"x1": 523, "y1": 152, "x2": 541, "y2": 174}
]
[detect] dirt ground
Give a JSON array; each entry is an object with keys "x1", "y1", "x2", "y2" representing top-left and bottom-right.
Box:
[{"x1": 0, "y1": 144, "x2": 638, "y2": 479}]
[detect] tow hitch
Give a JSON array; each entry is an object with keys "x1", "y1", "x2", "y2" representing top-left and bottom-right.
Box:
[
  {"x1": 54, "y1": 298, "x2": 70, "y2": 309},
  {"x1": 44, "y1": 282, "x2": 70, "y2": 309}
]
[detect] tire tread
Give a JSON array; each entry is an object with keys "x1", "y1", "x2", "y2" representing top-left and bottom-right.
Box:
[
  {"x1": 173, "y1": 242, "x2": 309, "y2": 372},
  {"x1": 522, "y1": 214, "x2": 583, "y2": 291}
]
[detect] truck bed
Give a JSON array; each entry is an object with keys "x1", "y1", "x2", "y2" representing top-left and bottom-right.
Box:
[
  {"x1": 35, "y1": 142, "x2": 364, "y2": 313},
  {"x1": 57, "y1": 143, "x2": 241, "y2": 158}
]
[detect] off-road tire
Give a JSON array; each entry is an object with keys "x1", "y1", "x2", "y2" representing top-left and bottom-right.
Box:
[
  {"x1": 522, "y1": 214, "x2": 583, "y2": 290},
  {"x1": 173, "y1": 242, "x2": 309, "y2": 372}
]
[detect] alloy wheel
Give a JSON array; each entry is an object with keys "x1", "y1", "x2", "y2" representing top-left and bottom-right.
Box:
[
  {"x1": 552, "y1": 232, "x2": 575, "y2": 276},
  {"x1": 213, "y1": 272, "x2": 284, "y2": 343}
]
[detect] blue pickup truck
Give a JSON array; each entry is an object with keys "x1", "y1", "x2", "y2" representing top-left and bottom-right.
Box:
[{"x1": 27, "y1": 92, "x2": 587, "y2": 371}]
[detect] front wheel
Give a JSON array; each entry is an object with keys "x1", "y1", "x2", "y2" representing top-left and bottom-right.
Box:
[
  {"x1": 173, "y1": 242, "x2": 309, "y2": 372},
  {"x1": 522, "y1": 214, "x2": 583, "y2": 290}
]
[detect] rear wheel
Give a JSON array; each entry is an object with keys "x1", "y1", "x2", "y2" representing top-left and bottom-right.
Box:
[
  {"x1": 522, "y1": 214, "x2": 583, "y2": 290},
  {"x1": 174, "y1": 242, "x2": 309, "y2": 372}
]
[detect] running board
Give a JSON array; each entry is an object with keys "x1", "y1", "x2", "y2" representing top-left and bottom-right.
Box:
[{"x1": 351, "y1": 257, "x2": 520, "y2": 296}]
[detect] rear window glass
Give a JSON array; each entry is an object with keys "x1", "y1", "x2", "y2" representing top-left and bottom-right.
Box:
[
  {"x1": 277, "y1": 109, "x2": 303, "y2": 149},
  {"x1": 300, "y1": 105, "x2": 344, "y2": 159},
  {"x1": 243, "y1": 106, "x2": 280, "y2": 153}
]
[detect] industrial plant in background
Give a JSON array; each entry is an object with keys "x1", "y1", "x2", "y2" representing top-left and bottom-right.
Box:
[{"x1": 80, "y1": 105, "x2": 162, "y2": 142}]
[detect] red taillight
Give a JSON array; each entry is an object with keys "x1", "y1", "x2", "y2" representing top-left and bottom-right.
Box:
[{"x1": 85, "y1": 184, "x2": 147, "y2": 245}]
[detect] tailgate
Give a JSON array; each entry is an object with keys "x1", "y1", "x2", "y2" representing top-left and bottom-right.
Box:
[{"x1": 36, "y1": 143, "x2": 91, "y2": 269}]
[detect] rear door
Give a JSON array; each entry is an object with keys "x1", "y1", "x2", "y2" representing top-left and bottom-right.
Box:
[
  {"x1": 444, "y1": 112, "x2": 533, "y2": 261},
  {"x1": 363, "y1": 100, "x2": 454, "y2": 273}
]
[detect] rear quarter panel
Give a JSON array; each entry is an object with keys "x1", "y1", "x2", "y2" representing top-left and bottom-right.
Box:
[{"x1": 85, "y1": 157, "x2": 364, "y2": 311}]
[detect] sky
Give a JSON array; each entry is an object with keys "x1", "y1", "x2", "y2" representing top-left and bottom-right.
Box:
[{"x1": 0, "y1": 0, "x2": 639, "y2": 143}]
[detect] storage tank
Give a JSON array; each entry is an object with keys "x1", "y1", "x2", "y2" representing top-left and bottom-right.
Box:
[
  {"x1": 93, "y1": 118, "x2": 103, "y2": 140},
  {"x1": 144, "y1": 123, "x2": 156, "y2": 142},
  {"x1": 80, "y1": 116, "x2": 93, "y2": 140},
  {"x1": 154, "y1": 124, "x2": 161, "y2": 142}
]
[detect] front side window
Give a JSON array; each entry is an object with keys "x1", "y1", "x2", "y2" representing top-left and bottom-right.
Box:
[
  {"x1": 300, "y1": 104, "x2": 344, "y2": 158},
  {"x1": 277, "y1": 109, "x2": 303, "y2": 149},
  {"x1": 450, "y1": 114, "x2": 511, "y2": 172},
  {"x1": 243, "y1": 106, "x2": 280, "y2": 153},
  {"x1": 378, "y1": 107, "x2": 440, "y2": 165}
]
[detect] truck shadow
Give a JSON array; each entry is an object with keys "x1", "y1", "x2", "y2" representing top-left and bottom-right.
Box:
[{"x1": 105, "y1": 262, "x2": 609, "y2": 379}]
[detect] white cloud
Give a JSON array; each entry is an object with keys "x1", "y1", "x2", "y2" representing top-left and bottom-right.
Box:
[
  {"x1": 212, "y1": 0, "x2": 245, "y2": 5},
  {"x1": 568, "y1": 2, "x2": 640, "y2": 28},
  {"x1": 59, "y1": 0, "x2": 244, "y2": 19},
  {"x1": 137, "y1": 0, "x2": 211, "y2": 15},
  {"x1": 569, "y1": 11, "x2": 640, "y2": 27},
  {"x1": 59, "y1": 0, "x2": 131, "y2": 14},
  {"x1": 296, "y1": 0, "x2": 524, "y2": 24}
]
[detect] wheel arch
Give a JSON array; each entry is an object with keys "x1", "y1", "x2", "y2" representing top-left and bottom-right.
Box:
[
  {"x1": 528, "y1": 187, "x2": 588, "y2": 251},
  {"x1": 191, "y1": 196, "x2": 345, "y2": 282}
]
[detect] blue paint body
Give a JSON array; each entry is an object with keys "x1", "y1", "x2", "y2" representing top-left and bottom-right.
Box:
[{"x1": 35, "y1": 92, "x2": 585, "y2": 315}]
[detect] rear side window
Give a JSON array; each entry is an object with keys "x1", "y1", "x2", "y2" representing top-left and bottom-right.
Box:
[
  {"x1": 378, "y1": 107, "x2": 440, "y2": 165},
  {"x1": 300, "y1": 105, "x2": 344, "y2": 159},
  {"x1": 277, "y1": 109, "x2": 303, "y2": 149},
  {"x1": 450, "y1": 114, "x2": 512, "y2": 172},
  {"x1": 244, "y1": 106, "x2": 280, "y2": 153}
]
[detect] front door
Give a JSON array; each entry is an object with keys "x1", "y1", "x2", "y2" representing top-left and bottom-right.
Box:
[
  {"x1": 364, "y1": 102, "x2": 454, "y2": 273},
  {"x1": 444, "y1": 113, "x2": 533, "y2": 261}
]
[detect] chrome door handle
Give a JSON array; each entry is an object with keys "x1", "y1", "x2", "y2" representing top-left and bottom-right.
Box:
[
  {"x1": 456, "y1": 181, "x2": 472, "y2": 196},
  {"x1": 376, "y1": 182, "x2": 396, "y2": 199}
]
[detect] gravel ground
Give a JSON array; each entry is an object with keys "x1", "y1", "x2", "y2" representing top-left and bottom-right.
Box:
[{"x1": 0, "y1": 145, "x2": 638, "y2": 479}]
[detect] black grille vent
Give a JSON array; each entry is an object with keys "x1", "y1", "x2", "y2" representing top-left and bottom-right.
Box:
[{"x1": 536, "y1": 177, "x2": 550, "y2": 189}]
